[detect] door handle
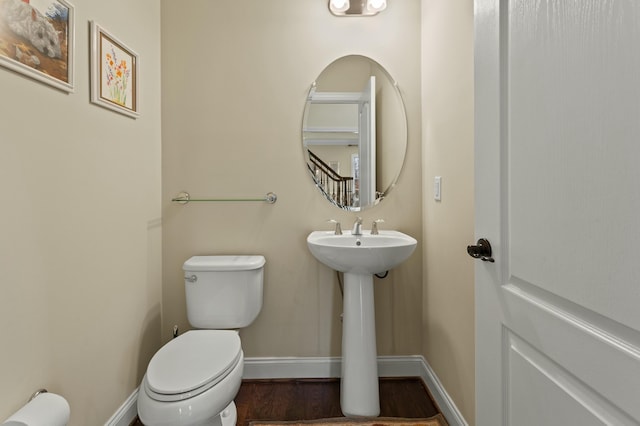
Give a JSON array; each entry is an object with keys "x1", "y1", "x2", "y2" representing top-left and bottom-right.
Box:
[{"x1": 467, "y1": 238, "x2": 495, "y2": 263}]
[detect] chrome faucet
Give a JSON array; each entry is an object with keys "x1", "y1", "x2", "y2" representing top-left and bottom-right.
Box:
[
  {"x1": 371, "y1": 219, "x2": 384, "y2": 235},
  {"x1": 352, "y1": 217, "x2": 363, "y2": 235},
  {"x1": 328, "y1": 219, "x2": 342, "y2": 235}
]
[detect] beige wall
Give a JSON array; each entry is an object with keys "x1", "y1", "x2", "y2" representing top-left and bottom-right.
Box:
[
  {"x1": 421, "y1": 0, "x2": 476, "y2": 424},
  {"x1": 161, "y1": 1, "x2": 422, "y2": 357},
  {"x1": 0, "y1": 1, "x2": 162, "y2": 424}
]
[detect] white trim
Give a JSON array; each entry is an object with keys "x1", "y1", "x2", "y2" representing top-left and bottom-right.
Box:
[
  {"x1": 107, "y1": 356, "x2": 467, "y2": 426},
  {"x1": 304, "y1": 139, "x2": 358, "y2": 146},
  {"x1": 104, "y1": 388, "x2": 138, "y2": 426},
  {"x1": 308, "y1": 91, "x2": 363, "y2": 103},
  {"x1": 412, "y1": 357, "x2": 469, "y2": 426},
  {"x1": 243, "y1": 356, "x2": 342, "y2": 379}
]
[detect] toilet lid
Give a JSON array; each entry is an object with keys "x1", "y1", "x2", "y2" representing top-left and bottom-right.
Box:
[{"x1": 145, "y1": 330, "x2": 241, "y2": 400}]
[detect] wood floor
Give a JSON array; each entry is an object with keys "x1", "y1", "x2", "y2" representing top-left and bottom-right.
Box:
[{"x1": 133, "y1": 377, "x2": 441, "y2": 426}]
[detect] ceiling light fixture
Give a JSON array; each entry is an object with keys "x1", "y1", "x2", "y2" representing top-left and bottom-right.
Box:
[{"x1": 329, "y1": 0, "x2": 387, "y2": 16}]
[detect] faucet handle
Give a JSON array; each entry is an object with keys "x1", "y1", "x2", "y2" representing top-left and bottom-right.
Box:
[
  {"x1": 327, "y1": 219, "x2": 343, "y2": 235},
  {"x1": 371, "y1": 219, "x2": 385, "y2": 235}
]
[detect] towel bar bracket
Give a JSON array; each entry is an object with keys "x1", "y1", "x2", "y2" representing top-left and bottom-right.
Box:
[{"x1": 29, "y1": 389, "x2": 48, "y2": 402}]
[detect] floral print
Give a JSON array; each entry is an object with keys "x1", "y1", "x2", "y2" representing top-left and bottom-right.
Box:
[{"x1": 104, "y1": 48, "x2": 130, "y2": 106}]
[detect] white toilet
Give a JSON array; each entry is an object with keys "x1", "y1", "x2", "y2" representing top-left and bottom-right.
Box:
[{"x1": 137, "y1": 255, "x2": 265, "y2": 426}]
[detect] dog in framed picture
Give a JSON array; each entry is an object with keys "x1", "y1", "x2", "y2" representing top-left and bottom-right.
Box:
[{"x1": 1, "y1": 0, "x2": 62, "y2": 59}]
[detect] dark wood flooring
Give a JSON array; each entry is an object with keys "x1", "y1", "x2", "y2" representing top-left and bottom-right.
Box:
[{"x1": 133, "y1": 377, "x2": 441, "y2": 426}]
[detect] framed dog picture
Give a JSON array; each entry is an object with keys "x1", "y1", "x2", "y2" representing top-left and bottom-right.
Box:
[
  {"x1": 0, "y1": 0, "x2": 74, "y2": 92},
  {"x1": 90, "y1": 21, "x2": 139, "y2": 118}
]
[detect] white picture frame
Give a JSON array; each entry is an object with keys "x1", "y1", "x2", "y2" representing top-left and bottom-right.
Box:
[{"x1": 90, "y1": 21, "x2": 139, "y2": 118}]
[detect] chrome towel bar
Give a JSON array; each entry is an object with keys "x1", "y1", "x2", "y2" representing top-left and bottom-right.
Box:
[{"x1": 171, "y1": 191, "x2": 277, "y2": 204}]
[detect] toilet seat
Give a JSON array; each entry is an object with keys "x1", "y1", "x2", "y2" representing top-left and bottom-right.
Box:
[{"x1": 144, "y1": 330, "x2": 242, "y2": 402}]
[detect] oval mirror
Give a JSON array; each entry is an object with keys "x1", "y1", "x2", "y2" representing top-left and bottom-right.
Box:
[{"x1": 302, "y1": 55, "x2": 407, "y2": 211}]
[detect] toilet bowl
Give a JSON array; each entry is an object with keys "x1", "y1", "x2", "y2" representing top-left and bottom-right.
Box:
[
  {"x1": 138, "y1": 255, "x2": 265, "y2": 426},
  {"x1": 138, "y1": 330, "x2": 243, "y2": 426}
]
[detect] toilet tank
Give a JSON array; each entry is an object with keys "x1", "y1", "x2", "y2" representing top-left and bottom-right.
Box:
[{"x1": 183, "y1": 255, "x2": 265, "y2": 329}]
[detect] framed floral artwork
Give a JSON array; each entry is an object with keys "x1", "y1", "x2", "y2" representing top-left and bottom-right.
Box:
[
  {"x1": 0, "y1": 0, "x2": 74, "y2": 92},
  {"x1": 90, "y1": 21, "x2": 138, "y2": 118}
]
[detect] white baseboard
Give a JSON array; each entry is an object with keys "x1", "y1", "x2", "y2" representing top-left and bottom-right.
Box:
[
  {"x1": 104, "y1": 388, "x2": 138, "y2": 426},
  {"x1": 107, "y1": 356, "x2": 467, "y2": 426},
  {"x1": 243, "y1": 356, "x2": 343, "y2": 379},
  {"x1": 412, "y1": 357, "x2": 469, "y2": 426}
]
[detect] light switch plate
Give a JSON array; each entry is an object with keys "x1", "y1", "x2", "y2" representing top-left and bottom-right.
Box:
[{"x1": 434, "y1": 176, "x2": 442, "y2": 201}]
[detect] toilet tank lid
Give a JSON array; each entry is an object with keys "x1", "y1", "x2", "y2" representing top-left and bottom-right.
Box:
[{"x1": 183, "y1": 255, "x2": 266, "y2": 272}]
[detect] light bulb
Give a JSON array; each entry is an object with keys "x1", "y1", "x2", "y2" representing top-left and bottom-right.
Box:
[
  {"x1": 330, "y1": 0, "x2": 350, "y2": 12},
  {"x1": 366, "y1": 0, "x2": 387, "y2": 12}
]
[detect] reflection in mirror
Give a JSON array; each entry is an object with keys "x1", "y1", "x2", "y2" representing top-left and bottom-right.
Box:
[{"x1": 302, "y1": 55, "x2": 407, "y2": 211}]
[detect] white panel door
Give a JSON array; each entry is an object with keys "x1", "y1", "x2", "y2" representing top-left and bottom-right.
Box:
[
  {"x1": 474, "y1": 1, "x2": 640, "y2": 425},
  {"x1": 359, "y1": 76, "x2": 376, "y2": 207}
]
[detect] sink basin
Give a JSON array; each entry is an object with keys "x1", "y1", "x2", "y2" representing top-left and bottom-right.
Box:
[{"x1": 307, "y1": 230, "x2": 417, "y2": 274}]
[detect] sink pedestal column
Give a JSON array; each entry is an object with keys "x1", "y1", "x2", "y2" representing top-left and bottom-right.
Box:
[{"x1": 341, "y1": 272, "x2": 379, "y2": 417}]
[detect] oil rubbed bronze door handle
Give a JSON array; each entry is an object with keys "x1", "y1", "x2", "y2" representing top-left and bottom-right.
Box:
[{"x1": 467, "y1": 238, "x2": 495, "y2": 263}]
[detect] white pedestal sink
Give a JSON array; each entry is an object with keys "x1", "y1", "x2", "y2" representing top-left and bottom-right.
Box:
[{"x1": 306, "y1": 230, "x2": 417, "y2": 417}]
